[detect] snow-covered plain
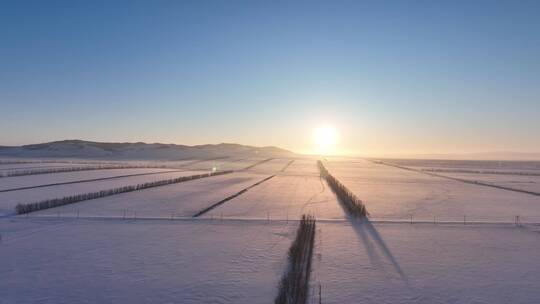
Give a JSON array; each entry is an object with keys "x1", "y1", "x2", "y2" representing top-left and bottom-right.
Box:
[
  {"x1": 0, "y1": 168, "x2": 181, "y2": 191},
  {"x1": 312, "y1": 220, "x2": 540, "y2": 304},
  {"x1": 181, "y1": 158, "x2": 264, "y2": 171},
  {"x1": 0, "y1": 218, "x2": 292, "y2": 304},
  {"x1": 1, "y1": 157, "x2": 540, "y2": 303},
  {"x1": 326, "y1": 159, "x2": 540, "y2": 222},
  {"x1": 0, "y1": 162, "x2": 95, "y2": 171},
  {"x1": 0, "y1": 170, "x2": 205, "y2": 216},
  {"x1": 203, "y1": 174, "x2": 345, "y2": 220},
  {"x1": 433, "y1": 171, "x2": 540, "y2": 194},
  {"x1": 384, "y1": 158, "x2": 540, "y2": 193},
  {"x1": 245, "y1": 158, "x2": 293, "y2": 174},
  {"x1": 384, "y1": 158, "x2": 540, "y2": 172},
  {"x1": 31, "y1": 172, "x2": 267, "y2": 218},
  {"x1": 280, "y1": 158, "x2": 320, "y2": 176}
]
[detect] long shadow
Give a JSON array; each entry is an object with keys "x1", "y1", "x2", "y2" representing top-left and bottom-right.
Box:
[
  {"x1": 319, "y1": 164, "x2": 408, "y2": 281},
  {"x1": 351, "y1": 218, "x2": 408, "y2": 281},
  {"x1": 353, "y1": 218, "x2": 385, "y2": 271},
  {"x1": 331, "y1": 190, "x2": 408, "y2": 281}
]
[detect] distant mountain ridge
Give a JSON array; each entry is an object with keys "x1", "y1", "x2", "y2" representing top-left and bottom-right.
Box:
[{"x1": 0, "y1": 140, "x2": 294, "y2": 160}]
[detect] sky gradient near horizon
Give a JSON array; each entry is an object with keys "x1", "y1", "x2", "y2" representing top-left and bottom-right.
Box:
[{"x1": 1, "y1": 0, "x2": 539, "y2": 155}]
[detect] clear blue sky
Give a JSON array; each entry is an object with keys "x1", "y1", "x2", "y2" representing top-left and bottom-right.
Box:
[{"x1": 1, "y1": 0, "x2": 539, "y2": 155}]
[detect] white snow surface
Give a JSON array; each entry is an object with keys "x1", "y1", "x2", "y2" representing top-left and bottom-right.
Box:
[
  {"x1": 0, "y1": 162, "x2": 94, "y2": 171},
  {"x1": 204, "y1": 174, "x2": 345, "y2": 220},
  {"x1": 281, "y1": 158, "x2": 320, "y2": 176},
  {"x1": 1, "y1": 156, "x2": 540, "y2": 303},
  {"x1": 181, "y1": 158, "x2": 265, "y2": 171},
  {"x1": 245, "y1": 158, "x2": 293, "y2": 174},
  {"x1": 438, "y1": 172, "x2": 540, "y2": 193},
  {"x1": 312, "y1": 220, "x2": 540, "y2": 304},
  {"x1": 0, "y1": 168, "x2": 181, "y2": 191},
  {"x1": 326, "y1": 159, "x2": 540, "y2": 222},
  {"x1": 0, "y1": 218, "x2": 292, "y2": 304},
  {"x1": 31, "y1": 172, "x2": 267, "y2": 218},
  {"x1": 0, "y1": 170, "x2": 205, "y2": 216}
]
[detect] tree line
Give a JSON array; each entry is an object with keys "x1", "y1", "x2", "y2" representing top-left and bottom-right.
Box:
[
  {"x1": 318, "y1": 160, "x2": 368, "y2": 218},
  {"x1": 15, "y1": 170, "x2": 233, "y2": 214},
  {"x1": 1, "y1": 164, "x2": 173, "y2": 178},
  {"x1": 275, "y1": 214, "x2": 316, "y2": 304}
]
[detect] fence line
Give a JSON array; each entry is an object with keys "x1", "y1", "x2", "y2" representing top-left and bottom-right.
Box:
[{"x1": 18, "y1": 213, "x2": 540, "y2": 226}]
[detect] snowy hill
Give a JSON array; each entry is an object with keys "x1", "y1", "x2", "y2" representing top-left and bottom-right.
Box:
[{"x1": 0, "y1": 140, "x2": 294, "y2": 160}]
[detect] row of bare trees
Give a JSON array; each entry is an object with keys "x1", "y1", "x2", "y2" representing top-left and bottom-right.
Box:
[
  {"x1": 275, "y1": 215, "x2": 316, "y2": 304},
  {"x1": 1, "y1": 164, "x2": 173, "y2": 178},
  {"x1": 421, "y1": 167, "x2": 540, "y2": 176},
  {"x1": 318, "y1": 160, "x2": 368, "y2": 217},
  {"x1": 193, "y1": 175, "x2": 275, "y2": 217},
  {"x1": 243, "y1": 158, "x2": 273, "y2": 170},
  {"x1": 15, "y1": 170, "x2": 232, "y2": 214}
]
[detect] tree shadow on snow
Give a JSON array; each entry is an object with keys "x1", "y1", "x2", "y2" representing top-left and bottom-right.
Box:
[
  {"x1": 351, "y1": 217, "x2": 408, "y2": 282},
  {"x1": 321, "y1": 173, "x2": 408, "y2": 282}
]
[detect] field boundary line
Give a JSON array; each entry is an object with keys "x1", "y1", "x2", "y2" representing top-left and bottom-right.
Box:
[
  {"x1": 370, "y1": 159, "x2": 540, "y2": 197},
  {"x1": 242, "y1": 158, "x2": 274, "y2": 170},
  {"x1": 15, "y1": 215, "x2": 540, "y2": 226},
  {"x1": 280, "y1": 160, "x2": 295, "y2": 172},
  {"x1": 192, "y1": 174, "x2": 276, "y2": 217},
  {"x1": 14, "y1": 170, "x2": 234, "y2": 214},
  {"x1": 0, "y1": 169, "x2": 197, "y2": 193}
]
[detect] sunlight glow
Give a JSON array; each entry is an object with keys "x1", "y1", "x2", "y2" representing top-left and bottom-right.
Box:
[{"x1": 313, "y1": 125, "x2": 338, "y2": 154}]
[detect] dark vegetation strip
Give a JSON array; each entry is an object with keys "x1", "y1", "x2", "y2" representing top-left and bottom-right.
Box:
[
  {"x1": 280, "y1": 160, "x2": 295, "y2": 172},
  {"x1": 176, "y1": 156, "x2": 230, "y2": 167},
  {"x1": 243, "y1": 158, "x2": 274, "y2": 170},
  {"x1": 0, "y1": 160, "x2": 53, "y2": 165},
  {"x1": 375, "y1": 160, "x2": 540, "y2": 197},
  {"x1": 0, "y1": 169, "x2": 189, "y2": 193},
  {"x1": 0, "y1": 157, "x2": 232, "y2": 178},
  {"x1": 14, "y1": 171, "x2": 233, "y2": 214},
  {"x1": 0, "y1": 164, "x2": 173, "y2": 178},
  {"x1": 0, "y1": 160, "x2": 136, "y2": 165},
  {"x1": 0, "y1": 165, "x2": 80, "y2": 171},
  {"x1": 421, "y1": 168, "x2": 540, "y2": 177},
  {"x1": 192, "y1": 174, "x2": 275, "y2": 217},
  {"x1": 275, "y1": 215, "x2": 316, "y2": 304},
  {"x1": 318, "y1": 160, "x2": 369, "y2": 217}
]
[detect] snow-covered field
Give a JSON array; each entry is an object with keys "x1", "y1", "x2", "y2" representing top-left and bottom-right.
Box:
[
  {"x1": 0, "y1": 168, "x2": 182, "y2": 191},
  {"x1": 203, "y1": 174, "x2": 345, "y2": 220},
  {"x1": 31, "y1": 172, "x2": 267, "y2": 218},
  {"x1": 245, "y1": 158, "x2": 293, "y2": 174},
  {"x1": 0, "y1": 170, "x2": 205, "y2": 216},
  {"x1": 0, "y1": 218, "x2": 292, "y2": 304},
  {"x1": 1, "y1": 156, "x2": 540, "y2": 303},
  {"x1": 0, "y1": 162, "x2": 95, "y2": 171},
  {"x1": 385, "y1": 158, "x2": 540, "y2": 172},
  {"x1": 435, "y1": 171, "x2": 540, "y2": 194},
  {"x1": 181, "y1": 158, "x2": 263, "y2": 171},
  {"x1": 313, "y1": 220, "x2": 540, "y2": 304},
  {"x1": 280, "y1": 158, "x2": 320, "y2": 176},
  {"x1": 326, "y1": 159, "x2": 540, "y2": 222}
]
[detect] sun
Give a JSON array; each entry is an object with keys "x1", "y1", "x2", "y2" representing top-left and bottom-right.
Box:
[{"x1": 313, "y1": 125, "x2": 338, "y2": 154}]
